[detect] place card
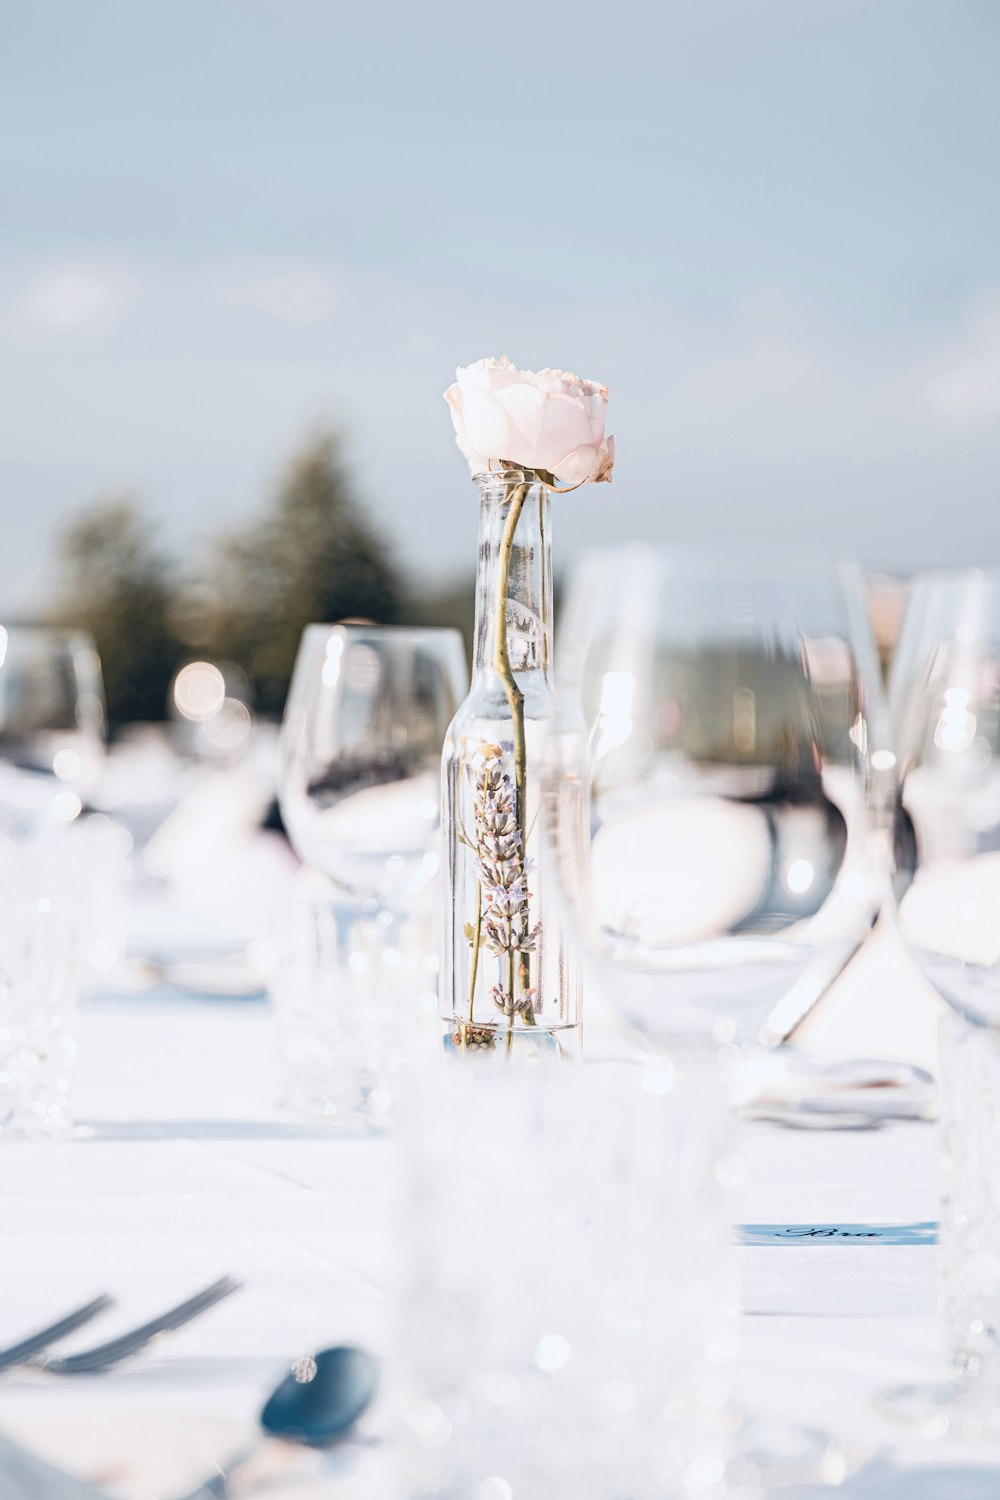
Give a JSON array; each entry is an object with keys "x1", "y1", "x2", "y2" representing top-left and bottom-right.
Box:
[{"x1": 738, "y1": 1222, "x2": 938, "y2": 1246}]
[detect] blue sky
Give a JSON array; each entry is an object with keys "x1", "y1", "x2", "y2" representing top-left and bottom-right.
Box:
[{"x1": 1, "y1": 0, "x2": 999, "y2": 610}]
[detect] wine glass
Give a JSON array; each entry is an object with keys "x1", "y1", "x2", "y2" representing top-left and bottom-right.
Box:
[
  {"x1": 276, "y1": 624, "x2": 467, "y2": 1119},
  {"x1": 0, "y1": 625, "x2": 106, "y2": 840},
  {"x1": 889, "y1": 570, "x2": 1000, "y2": 1023},
  {"x1": 280, "y1": 624, "x2": 467, "y2": 903},
  {"x1": 546, "y1": 543, "x2": 879, "y2": 1482},
  {"x1": 878, "y1": 570, "x2": 1000, "y2": 1432},
  {"x1": 549, "y1": 543, "x2": 885, "y2": 1055}
]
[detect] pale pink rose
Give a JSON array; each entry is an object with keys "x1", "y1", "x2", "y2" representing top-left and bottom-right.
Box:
[{"x1": 444, "y1": 355, "x2": 615, "y2": 485}]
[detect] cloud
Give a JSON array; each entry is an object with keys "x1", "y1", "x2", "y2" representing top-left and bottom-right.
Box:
[
  {"x1": 24, "y1": 264, "x2": 139, "y2": 331},
  {"x1": 925, "y1": 293, "x2": 1000, "y2": 425}
]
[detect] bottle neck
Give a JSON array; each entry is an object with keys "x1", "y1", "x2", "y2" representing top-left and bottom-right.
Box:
[{"x1": 471, "y1": 473, "x2": 553, "y2": 684}]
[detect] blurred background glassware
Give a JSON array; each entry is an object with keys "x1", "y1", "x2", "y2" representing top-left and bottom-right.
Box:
[
  {"x1": 0, "y1": 626, "x2": 105, "y2": 841},
  {"x1": 0, "y1": 891, "x2": 80, "y2": 1138},
  {"x1": 888, "y1": 571, "x2": 1000, "y2": 1026},
  {"x1": 272, "y1": 866, "x2": 439, "y2": 1124},
  {"x1": 275, "y1": 624, "x2": 467, "y2": 1119},
  {"x1": 879, "y1": 1016, "x2": 1000, "y2": 1437},
  {"x1": 392, "y1": 1056, "x2": 737, "y2": 1500},
  {"x1": 15, "y1": 814, "x2": 135, "y2": 990},
  {"x1": 548, "y1": 544, "x2": 885, "y2": 1054},
  {"x1": 940, "y1": 1019, "x2": 1000, "y2": 1410},
  {"x1": 280, "y1": 624, "x2": 466, "y2": 904}
]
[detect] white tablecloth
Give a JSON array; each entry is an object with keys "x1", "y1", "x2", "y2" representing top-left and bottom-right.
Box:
[{"x1": 0, "y1": 974, "x2": 996, "y2": 1498}]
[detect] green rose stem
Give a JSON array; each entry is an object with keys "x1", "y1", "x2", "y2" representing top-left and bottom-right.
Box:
[
  {"x1": 538, "y1": 497, "x2": 549, "y2": 675},
  {"x1": 493, "y1": 479, "x2": 534, "y2": 1049},
  {"x1": 465, "y1": 881, "x2": 482, "y2": 1039}
]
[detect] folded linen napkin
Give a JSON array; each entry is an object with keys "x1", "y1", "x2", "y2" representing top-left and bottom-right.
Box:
[{"x1": 739, "y1": 1046, "x2": 937, "y2": 1128}]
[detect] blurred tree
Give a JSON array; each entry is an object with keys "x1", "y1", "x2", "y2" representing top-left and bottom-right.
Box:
[
  {"x1": 203, "y1": 433, "x2": 404, "y2": 715},
  {"x1": 53, "y1": 496, "x2": 185, "y2": 730}
]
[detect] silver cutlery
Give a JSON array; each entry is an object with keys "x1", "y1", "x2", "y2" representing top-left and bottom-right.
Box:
[
  {"x1": 0, "y1": 1296, "x2": 114, "y2": 1375},
  {"x1": 30, "y1": 1276, "x2": 242, "y2": 1376},
  {"x1": 180, "y1": 1345, "x2": 379, "y2": 1499}
]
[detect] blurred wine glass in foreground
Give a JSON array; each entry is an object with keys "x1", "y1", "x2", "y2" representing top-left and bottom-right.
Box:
[
  {"x1": 0, "y1": 625, "x2": 105, "y2": 840},
  {"x1": 889, "y1": 571, "x2": 1000, "y2": 1024},
  {"x1": 548, "y1": 545, "x2": 885, "y2": 1054},
  {"x1": 276, "y1": 624, "x2": 467, "y2": 1120}
]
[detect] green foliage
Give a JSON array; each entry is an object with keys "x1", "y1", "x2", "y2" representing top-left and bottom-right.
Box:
[
  {"x1": 203, "y1": 433, "x2": 404, "y2": 716},
  {"x1": 52, "y1": 496, "x2": 185, "y2": 731},
  {"x1": 48, "y1": 432, "x2": 464, "y2": 726}
]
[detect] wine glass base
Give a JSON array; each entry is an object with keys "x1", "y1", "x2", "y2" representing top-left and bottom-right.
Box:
[{"x1": 877, "y1": 1380, "x2": 1000, "y2": 1440}]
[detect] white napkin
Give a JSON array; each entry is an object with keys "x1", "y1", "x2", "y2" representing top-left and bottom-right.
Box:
[{"x1": 739, "y1": 1046, "x2": 936, "y2": 1127}]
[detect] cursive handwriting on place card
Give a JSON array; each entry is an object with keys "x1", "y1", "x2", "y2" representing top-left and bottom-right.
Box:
[
  {"x1": 737, "y1": 1222, "x2": 939, "y2": 1246},
  {"x1": 781, "y1": 1227, "x2": 879, "y2": 1238}
]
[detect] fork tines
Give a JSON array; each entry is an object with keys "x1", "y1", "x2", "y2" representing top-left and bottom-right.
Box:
[
  {"x1": 35, "y1": 1275, "x2": 243, "y2": 1376},
  {"x1": 0, "y1": 1295, "x2": 115, "y2": 1375}
]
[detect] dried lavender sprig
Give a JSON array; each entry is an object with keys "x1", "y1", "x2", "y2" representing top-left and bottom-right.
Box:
[
  {"x1": 468, "y1": 747, "x2": 539, "y2": 1027},
  {"x1": 475, "y1": 755, "x2": 537, "y2": 955},
  {"x1": 492, "y1": 984, "x2": 537, "y2": 1019}
]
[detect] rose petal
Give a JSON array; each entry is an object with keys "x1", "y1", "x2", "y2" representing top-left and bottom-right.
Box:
[
  {"x1": 456, "y1": 378, "x2": 514, "y2": 465},
  {"x1": 459, "y1": 355, "x2": 521, "y2": 392},
  {"x1": 592, "y1": 435, "x2": 615, "y2": 483},
  {"x1": 499, "y1": 388, "x2": 595, "y2": 469},
  {"x1": 584, "y1": 389, "x2": 608, "y2": 446},
  {"x1": 491, "y1": 383, "x2": 555, "y2": 466},
  {"x1": 550, "y1": 444, "x2": 602, "y2": 485},
  {"x1": 550, "y1": 436, "x2": 616, "y2": 486}
]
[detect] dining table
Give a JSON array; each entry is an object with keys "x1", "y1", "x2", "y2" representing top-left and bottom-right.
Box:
[{"x1": 1, "y1": 887, "x2": 997, "y2": 1500}]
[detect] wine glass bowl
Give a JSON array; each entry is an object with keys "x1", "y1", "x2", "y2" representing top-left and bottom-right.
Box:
[
  {"x1": 0, "y1": 625, "x2": 105, "y2": 838},
  {"x1": 549, "y1": 546, "x2": 884, "y2": 1052},
  {"x1": 279, "y1": 624, "x2": 468, "y2": 904}
]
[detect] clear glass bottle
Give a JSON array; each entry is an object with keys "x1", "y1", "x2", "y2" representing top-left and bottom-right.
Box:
[{"x1": 441, "y1": 470, "x2": 581, "y2": 1058}]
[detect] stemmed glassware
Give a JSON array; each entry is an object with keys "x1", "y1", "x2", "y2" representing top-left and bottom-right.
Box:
[
  {"x1": 889, "y1": 571, "x2": 1000, "y2": 1024},
  {"x1": 0, "y1": 895, "x2": 79, "y2": 1137},
  {"x1": 0, "y1": 625, "x2": 105, "y2": 840},
  {"x1": 877, "y1": 1014, "x2": 1000, "y2": 1440},
  {"x1": 0, "y1": 626, "x2": 108, "y2": 1135},
  {"x1": 548, "y1": 544, "x2": 885, "y2": 1055},
  {"x1": 276, "y1": 624, "x2": 467, "y2": 1119},
  {"x1": 543, "y1": 543, "x2": 884, "y2": 1486},
  {"x1": 879, "y1": 570, "x2": 1000, "y2": 1432}
]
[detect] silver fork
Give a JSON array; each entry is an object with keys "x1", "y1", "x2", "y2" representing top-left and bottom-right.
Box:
[
  {"x1": 30, "y1": 1276, "x2": 242, "y2": 1376},
  {"x1": 0, "y1": 1295, "x2": 114, "y2": 1374}
]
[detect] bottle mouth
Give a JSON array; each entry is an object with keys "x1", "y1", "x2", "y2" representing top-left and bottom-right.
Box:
[{"x1": 473, "y1": 466, "x2": 536, "y2": 483}]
